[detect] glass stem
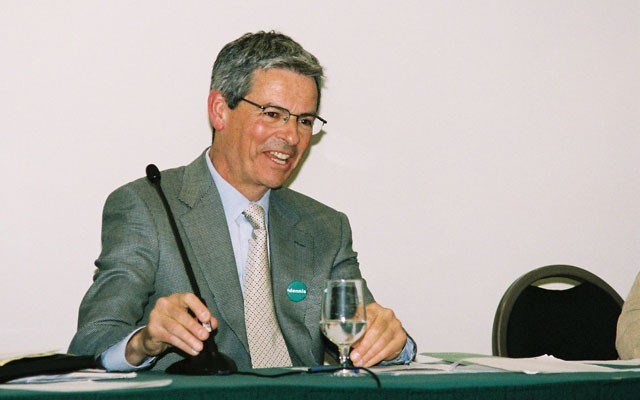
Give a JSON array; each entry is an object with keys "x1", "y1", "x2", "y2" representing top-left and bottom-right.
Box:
[{"x1": 338, "y1": 345, "x2": 350, "y2": 368}]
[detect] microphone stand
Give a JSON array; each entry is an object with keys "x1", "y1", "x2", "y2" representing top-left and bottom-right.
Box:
[{"x1": 146, "y1": 164, "x2": 237, "y2": 375}]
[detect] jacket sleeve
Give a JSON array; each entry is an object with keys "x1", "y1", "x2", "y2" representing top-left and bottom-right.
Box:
[
  {"x1": 68, "y1": 183, "x2": 160, "y2": 358},
  {"x1": 328, "y1": 211, "x2": 375, "y2": 304}
]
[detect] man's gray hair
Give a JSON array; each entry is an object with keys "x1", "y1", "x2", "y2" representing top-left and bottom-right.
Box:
[{"x1": 210, "y1": 31, "x2": 325, "y2": 110}]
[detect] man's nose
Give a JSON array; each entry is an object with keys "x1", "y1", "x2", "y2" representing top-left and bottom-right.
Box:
[{"x1": 278, "y1": 116, "x2": 301, "y2": 145}]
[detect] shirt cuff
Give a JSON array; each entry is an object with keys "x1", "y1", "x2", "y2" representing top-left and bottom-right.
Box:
[{"x1": 100, "y1": 327, "x2": 156, "y2": 372}]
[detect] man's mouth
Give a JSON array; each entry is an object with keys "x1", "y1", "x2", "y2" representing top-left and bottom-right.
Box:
[{"x1": 268, "y1": 151, "x2": 291, "y2": 165}]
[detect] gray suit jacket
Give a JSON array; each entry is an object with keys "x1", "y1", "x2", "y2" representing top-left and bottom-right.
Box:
[{"x1": 69, "y1": 151, "x2": 373, "y2": 370}]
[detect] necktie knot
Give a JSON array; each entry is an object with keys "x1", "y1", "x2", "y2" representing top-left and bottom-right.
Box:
[
  {"x1": 243, "y1": 203, "x2": 266, "y2": 231},
  {"x1": 242, "y1": 203, "x2": 265, "y2": 230}
]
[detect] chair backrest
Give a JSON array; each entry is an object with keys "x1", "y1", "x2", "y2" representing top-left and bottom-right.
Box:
[{"x1": 492, "y1": 264, "x2": 623, "y2": 360}]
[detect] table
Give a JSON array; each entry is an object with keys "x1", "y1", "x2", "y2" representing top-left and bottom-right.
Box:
[{"x1": 2, "y1": 368, "x2": 640, "y2": 399}]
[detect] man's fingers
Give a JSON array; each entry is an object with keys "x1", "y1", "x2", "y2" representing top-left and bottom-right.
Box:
[
  {"x1": 350, "y1": 303, "x2": 406, "y2": 367},
  {"x1": 144, "y1": 312, "x2": 202, "y2": 356},
  {"x1": 173, "y1": 306, "x2": 211, "y2": 341},
  {"x1": 179, "y1": 293, "x2": 212, "y2": 324},
  {"x1": 356, "y1": 328, "x2": 406, "y2": 367},
  {"x1": 351, "y1": 325, "x2": 397, "y2": 367},
  {"x1": 144, "y1": 293, "x2": 217, "y2": 354},
  {"x1": 160, "y1": 314, "x2": 206, "y2": 354}
]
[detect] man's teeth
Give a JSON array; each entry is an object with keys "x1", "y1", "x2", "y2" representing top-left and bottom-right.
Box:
[{"x1": 269, "y1": 151, "x2": 290, "y2": 165}]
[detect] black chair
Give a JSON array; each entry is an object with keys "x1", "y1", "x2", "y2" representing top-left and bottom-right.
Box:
[{"x1": 492, "y1": 264, "x2": 623, "y2": 360}]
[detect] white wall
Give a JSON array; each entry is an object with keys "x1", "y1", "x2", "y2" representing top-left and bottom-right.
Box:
[{"x1": 1, "y1": 0, "x2": 639, "y2": 356}]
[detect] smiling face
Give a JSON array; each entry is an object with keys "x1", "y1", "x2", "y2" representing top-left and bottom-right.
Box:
[{"x1": 208, "y1": 68, "x2": 318, "y2": 201}]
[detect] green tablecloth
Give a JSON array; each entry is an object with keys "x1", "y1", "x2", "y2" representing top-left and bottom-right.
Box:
[{"x1": 2, "y1": 368, "x2": 640, "y2": 399}]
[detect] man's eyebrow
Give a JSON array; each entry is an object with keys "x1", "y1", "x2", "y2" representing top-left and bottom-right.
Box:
[{"x1": 268, "y1": 102, "x2": 318, "y2": 116}]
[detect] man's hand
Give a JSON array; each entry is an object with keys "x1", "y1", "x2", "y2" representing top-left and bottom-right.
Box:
[
  {"x1": 125, "y1": 293, "x2": 217, "y2": 366},
  {"x1": 349, "y1": 302, "x2": 407, "y2": 367}
]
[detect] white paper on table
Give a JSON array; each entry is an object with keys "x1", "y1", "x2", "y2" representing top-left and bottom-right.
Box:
[
  {"x1": 372, "y1": 363, "x2": 455, "y2": 375},
  {"x1": 415, "y1": 354, "x2": 445, "y2": 364},
  {"x1": 6, "y1": 369, "x2": 137, "y2": 384},
  {"x1": 581, "y1": 358, "x2": 640, "y2": 366},
  {"x1": 463, "y1": 355, "x2": 623, "y2": 374},
  {"x1": 373, "y1": 363, "x2": 501, "y2": 375},
  {"x1": 0, "y1": 378, "x2": 172, "y2": 392}
]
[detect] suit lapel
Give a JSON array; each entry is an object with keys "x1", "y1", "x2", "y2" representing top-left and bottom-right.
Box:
[
  {"x1": 169, "y1": 155, "x2": 320, "y2": 362},
  {"x1": 175, "y1": 155, "x2": 248, "y2": 351},
  {"x1": 269, "y1": 191, "x2": 317, "y2": 363}
]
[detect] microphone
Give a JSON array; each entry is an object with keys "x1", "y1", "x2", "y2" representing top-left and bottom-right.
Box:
[{"x1": 145, "y1": 164, "x2": 237, "y2": 375}]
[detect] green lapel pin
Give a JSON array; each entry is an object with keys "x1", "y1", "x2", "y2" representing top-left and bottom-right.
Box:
[{"x1": 287, "y1": 281, "x2": 308, "y2": 302}]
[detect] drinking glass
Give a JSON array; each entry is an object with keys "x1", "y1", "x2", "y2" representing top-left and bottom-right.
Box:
[{"x1": 320, "y1": 279, "x2": 367, "y2": 377}]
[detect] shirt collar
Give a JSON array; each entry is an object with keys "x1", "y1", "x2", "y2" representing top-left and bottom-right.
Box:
[{"x1": 204, "y1": 149, "x2": 270, "y2": 225}]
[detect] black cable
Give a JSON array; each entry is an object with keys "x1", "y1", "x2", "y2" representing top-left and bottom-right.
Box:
[
  {"x1": 233, "y1": 370, "x2": 304, "y2": 379},
  {"x1": 353, "y1": 367, "x2": 381, "y2": 388}
]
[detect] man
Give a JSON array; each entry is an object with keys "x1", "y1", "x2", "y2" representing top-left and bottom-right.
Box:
[
  {"x1": 617, "y1": 273, "x2": 640, "y2": 359},
  {"x1": 69, "y1": 31, "x2": 415, "y2": 371}
]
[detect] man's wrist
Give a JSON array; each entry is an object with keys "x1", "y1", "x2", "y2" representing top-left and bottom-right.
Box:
[
  {"x1": 125, "y1": 329, "x2": 150, "y2": 366},
  {"x1": 101, "y1": 327, "x2": 156, "y2": 372},
  {"x1": 379, "y1": 332, "x2": 417, "y2": 366}
]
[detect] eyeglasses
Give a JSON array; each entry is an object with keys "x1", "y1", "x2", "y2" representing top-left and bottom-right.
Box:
[{"x1": 240, "y1": 98, "x2": 327, "y2": 135}]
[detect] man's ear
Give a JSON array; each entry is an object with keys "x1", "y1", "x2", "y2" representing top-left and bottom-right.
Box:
[{"x1": 208, "y1": 90, "x2": 227, "y2": 131}]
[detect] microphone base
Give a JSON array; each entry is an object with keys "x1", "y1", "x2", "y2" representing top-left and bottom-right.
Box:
[
  {"x1": 166, "y1": 351, "x2": 237, "y2": 376},
  {"x1": 166, "y1": 338, "x2": 237, "y2": 376}
]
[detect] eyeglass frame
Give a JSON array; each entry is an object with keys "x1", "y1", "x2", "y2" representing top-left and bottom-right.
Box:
[{"x1": 239, "y1": 97, "x2": 327, "y2": 135}]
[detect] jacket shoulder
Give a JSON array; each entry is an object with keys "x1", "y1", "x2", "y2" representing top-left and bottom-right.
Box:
[{"x1": 272, "y1": 187, "x2": 342, "y2": 216}]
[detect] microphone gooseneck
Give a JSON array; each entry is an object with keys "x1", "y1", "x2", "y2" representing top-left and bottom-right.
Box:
[
  {"x1": 145, "y1": 164, "x2": 202, "y2": 300},
  {"x1": 145, "y1": 163, "x2": 237, "y2": 375}
]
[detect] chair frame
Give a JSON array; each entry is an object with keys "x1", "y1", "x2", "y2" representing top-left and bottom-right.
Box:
[{"x1": 492, "y1": 264, "x2": 623, "y2": 357}]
